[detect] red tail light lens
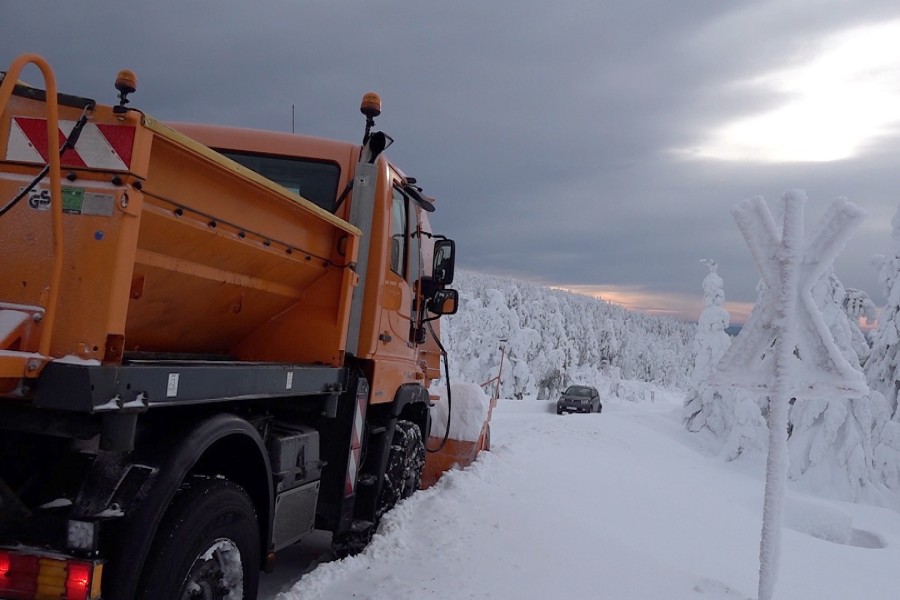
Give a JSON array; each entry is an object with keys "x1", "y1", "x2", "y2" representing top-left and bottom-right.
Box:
[
  {"x1": 0, "y1": 551, "x2": 39, "y2": 598},
  {"x1": 0, "y1": 550, "x2": 101, "y2": 600},
  {"x1": 66, "y1": 560, "x2": 91, "y2": 599}
]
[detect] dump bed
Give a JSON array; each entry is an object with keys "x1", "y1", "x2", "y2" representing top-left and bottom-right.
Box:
[{"x1": 0, "y1": 59, "x2": 360, "y2": 398}]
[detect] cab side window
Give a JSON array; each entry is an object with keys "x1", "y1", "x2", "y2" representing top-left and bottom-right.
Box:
[{"x1": 390, "y1": 188, "x2": 408, "y2": 276}]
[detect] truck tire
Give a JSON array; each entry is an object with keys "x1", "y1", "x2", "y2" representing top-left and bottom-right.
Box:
[
  {"x1": 379, "y1": 419, "x2": 425, "y2": 511},
  {"x1": 135, "y1": 477, "x2": 260, "y2": 600},
  {"x1": 332, "y1": 420, "x2": 424, "y2": 558}
]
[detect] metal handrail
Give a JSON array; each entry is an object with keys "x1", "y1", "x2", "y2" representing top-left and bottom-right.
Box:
[{"x1": 0, "y1": 54, "x2": 64, "y2": 363}]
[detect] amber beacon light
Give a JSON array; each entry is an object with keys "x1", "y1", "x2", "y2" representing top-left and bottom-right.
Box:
[
  {"x1": 360, "y1": 92, "x2": 382, "y2": 118},
  {"x1": 114, "y1": 68, "x2": 137, "y2": 112}
]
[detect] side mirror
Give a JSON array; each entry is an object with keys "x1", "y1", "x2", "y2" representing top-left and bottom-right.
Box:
[
  {"x1": 430, "y1": 289, "x2": 459, "y2": 316},
  {"x1": 433, "y1": 239, "x2": 456, "y2": 285}
]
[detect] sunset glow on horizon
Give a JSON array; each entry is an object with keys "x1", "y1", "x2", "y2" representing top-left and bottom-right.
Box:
[
  {"x1": 553, "y1": 284, "x2": 882, "y2": 333},
  {"x1": 555, "y1": 284, "x2": 755, "y2": 325}
]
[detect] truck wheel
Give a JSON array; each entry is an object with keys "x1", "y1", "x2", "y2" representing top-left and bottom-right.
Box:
[
  {"x1": 332, "y1": 420, "x2": 424, "y2": 559},
  {"x1": 136, "y1": 477, "x2": 260, "y2": 600},
  {"x1": 379, "y1": 419, "x2": 425, "y2": 511}
]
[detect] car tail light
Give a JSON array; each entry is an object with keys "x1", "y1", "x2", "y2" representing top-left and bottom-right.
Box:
[{"x1": 0, "y1": 549, "x2": 102, "y2": 599}]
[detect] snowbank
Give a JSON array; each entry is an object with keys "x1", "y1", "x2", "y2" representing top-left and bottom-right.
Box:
[{"x1": 429, "y1": 383, "x2": 490, "y2": 442}]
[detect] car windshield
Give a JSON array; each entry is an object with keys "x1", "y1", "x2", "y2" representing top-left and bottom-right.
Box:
[{"x1": 565, "y1": 386, "x2": 593, "y2": 397}]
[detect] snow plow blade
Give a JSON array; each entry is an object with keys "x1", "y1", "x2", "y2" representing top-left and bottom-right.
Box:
[
  {"x1": 421, "y1": 427, "x2": 490, "y2": 488},
  {"x1": 420, "y1": 382, "x2": 495, "y2": 488}
]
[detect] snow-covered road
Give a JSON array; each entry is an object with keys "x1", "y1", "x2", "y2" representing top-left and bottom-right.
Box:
[{"x1": 267, "y1": 392, "x2": 900, "y2": 599}]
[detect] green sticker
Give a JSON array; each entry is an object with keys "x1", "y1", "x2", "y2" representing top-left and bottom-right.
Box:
[{"x1": 62, "y1": 187, "x2": 84, "y2": 214}]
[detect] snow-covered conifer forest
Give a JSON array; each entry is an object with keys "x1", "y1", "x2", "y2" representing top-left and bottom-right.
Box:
[{"x1": 442, "y1": 271, "x2": 696, "y2": 400}]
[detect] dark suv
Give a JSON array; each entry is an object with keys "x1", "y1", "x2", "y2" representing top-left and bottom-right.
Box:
[{"x1": 557, "y1": 385, "x2": 602, "y2": 414}]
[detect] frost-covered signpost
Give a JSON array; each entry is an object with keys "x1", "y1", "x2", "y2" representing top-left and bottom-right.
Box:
[{"x1": 710, "y1": 191, "x2": 867, "y2": 600}]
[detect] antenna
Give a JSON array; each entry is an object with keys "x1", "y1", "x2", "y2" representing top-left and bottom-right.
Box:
[{"x1": 292, "y1": 104, "x2": 295, "y2": 134}]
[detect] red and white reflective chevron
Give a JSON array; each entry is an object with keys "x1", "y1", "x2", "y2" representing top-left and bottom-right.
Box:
[
  {"x1": 344, "y1": 385, "x2": 368, "y2": 496},
  {"x1": 6, "y1": 116, "x2": 135, "y2": 170}
]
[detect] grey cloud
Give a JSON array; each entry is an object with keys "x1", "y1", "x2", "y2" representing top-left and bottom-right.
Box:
[{"x1": 4, "y1": 1, "x2": 900, "y2": 320}]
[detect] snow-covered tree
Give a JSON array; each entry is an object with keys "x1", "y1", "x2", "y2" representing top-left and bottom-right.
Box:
[
  {"x1": 597, "y1": 318, "x2": 620, "y2": 366},
  {"x1": 692, "y1": 259, "x2": 732, "y2": 384},
  {"x1": 843, "y1": 288, "x2": 877, "y2": 364},
  {"x1": 786, "y1": 270, "x2": 876, "y2": 501},
  {"x1": 864, "y1": 205, "x2": 900, "y2": 491},
  {"x1": 684, "y1": 260, "x2": 765, "y2": 459},
  {"x1": 866, "y1": 206, "x2": 900, "y2": 419}
]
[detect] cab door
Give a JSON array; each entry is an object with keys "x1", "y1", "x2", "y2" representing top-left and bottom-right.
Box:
[{"x1": 374, "y1": 184, "x2": 419, "y2": 367}]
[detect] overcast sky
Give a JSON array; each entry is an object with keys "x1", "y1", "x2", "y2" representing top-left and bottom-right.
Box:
[{"x1": 5, "y1": 1, "x2": 900, "y2": 323}]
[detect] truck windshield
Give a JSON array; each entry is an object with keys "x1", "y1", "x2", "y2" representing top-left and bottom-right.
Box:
[{"x1": 218, "y1": 150, "x2": 340, "y2": 212}]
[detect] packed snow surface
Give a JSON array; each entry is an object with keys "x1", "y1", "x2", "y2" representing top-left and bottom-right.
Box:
[{"x1": 271, "y1": 390, "x2": 900, "y2": 599}]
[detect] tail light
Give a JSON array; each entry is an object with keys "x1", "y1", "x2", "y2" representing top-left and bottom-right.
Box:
[
  {"x1": 0, "y1": 549, "x2": 102, "y2": 599},
  {"x1": 65, "y1": 561, "x2": 92, "y2": 598}
]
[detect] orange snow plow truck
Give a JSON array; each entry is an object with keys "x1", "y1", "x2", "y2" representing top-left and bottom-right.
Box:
[{"x1": 0, "y1": 54, "x2": 484, "y2": 600}]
